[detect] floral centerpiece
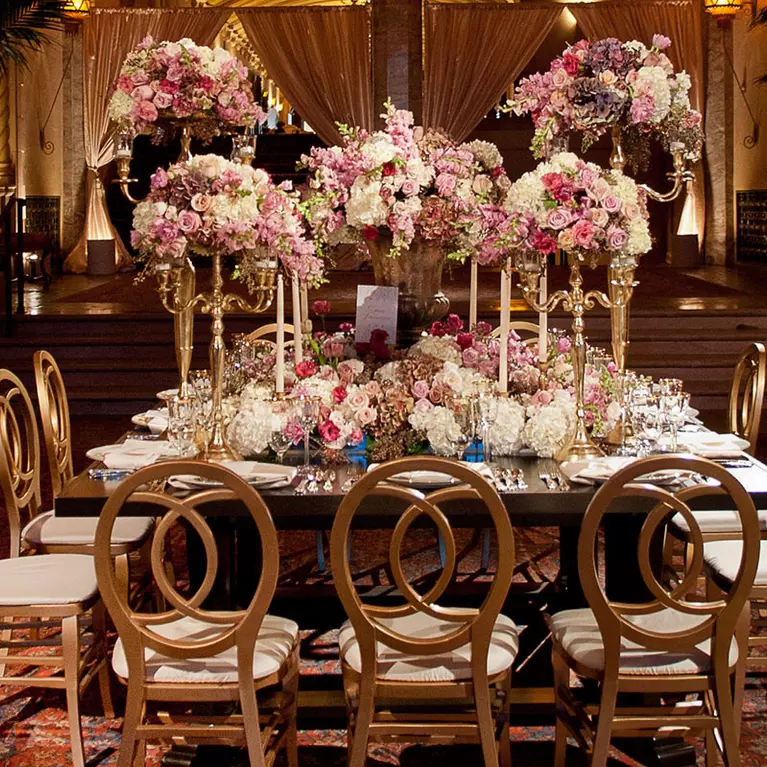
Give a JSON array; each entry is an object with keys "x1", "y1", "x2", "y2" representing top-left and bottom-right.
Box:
[
  {"x1": 224, "y1": 311, "x2": 620, "y2": 461},
  {"x1": 131, "y1": 153, "x2": 325, "y2": 287},
  {"x1": 504, "y1": 152, "x2": 652, "y2": 268},
  {"x1": 300, "y1": 102, "x2": 511, "y2": 263},
  {"x1": 109, "y1": 36, "x2": 265, "y2": 141},
  {"x1": 508, "y1": 35, "x2": 703, "y2": 168}
]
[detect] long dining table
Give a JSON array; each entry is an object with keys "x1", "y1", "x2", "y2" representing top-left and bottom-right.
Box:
[{"x1": 55, "y1": 441, "x2": 767, "y2": 767}]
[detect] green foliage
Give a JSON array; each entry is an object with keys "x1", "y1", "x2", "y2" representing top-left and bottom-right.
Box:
[{"x1": 0, "y1": 0, "x2": 68, "y2": 75}]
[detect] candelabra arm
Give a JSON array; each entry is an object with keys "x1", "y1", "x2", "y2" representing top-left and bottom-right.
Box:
[
  {"x1": 156, "y1": 271, "x2": 210, "y2": 315},
  {"x1": 222, "y1": 290, "x2": 275, "y2": 315},
  {"x1": 518, "y1": 270, "x2": 569, "y2": 313},
  {"x1": 639, "y1": 153, "x2": 695, "y2": 203},
  {"x1": 112, "y1": 158, "x2": 145, "y2": 205},
  {"x1": 584, "y1": 288, "x2": 612, "y2": 310}
]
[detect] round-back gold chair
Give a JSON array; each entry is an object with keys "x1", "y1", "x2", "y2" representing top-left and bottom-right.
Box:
[
  {"x1": 491, "y1": 320, "x2": 540, "y2": 348},
  {"x1": 246, "y1": 322, "x2": 296, "y2": 349},
  {"x1": 551, "y1": 455, "x2": 759, "y2": 767},
  {"x1": 30, "y1": 351, "x2": 154, "y2": 598},
  {"x1": 0, "y1": 369, "x2": 113, "y2": 767},
  {"x1": 330, "y1": 456, "x2": 518, "y2": 767},
  {"x1": 94, "y1": 460, "x2": 299, "y2": 767},
  {"x1": 728, "y1": 341, "x2": 766, "y2": 455}
]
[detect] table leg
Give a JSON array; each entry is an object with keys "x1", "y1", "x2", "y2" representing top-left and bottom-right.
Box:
[{"x1": 556, "y1": 526, "x2": 585, "y2": 608}]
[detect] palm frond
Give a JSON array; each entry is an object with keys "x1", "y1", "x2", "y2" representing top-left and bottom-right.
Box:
[
  {"x1": 751, "y1": 6, "x2": 767, "y2": 29},
  {"x1": 0, "y1": 0, "x2": 69, "y2": 75}
]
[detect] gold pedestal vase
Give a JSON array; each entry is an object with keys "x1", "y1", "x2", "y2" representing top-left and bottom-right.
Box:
[
  {"x1": 157, "y1": 253, "x2": 277, "y2": 462},
  {"x1": 367, "y1": 235, "x2": 449, "y2": 344}
]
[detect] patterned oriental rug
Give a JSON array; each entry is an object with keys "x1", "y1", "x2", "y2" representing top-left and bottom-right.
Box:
[{"x1": 2, "y1": 527, "x2": 766, "y2": 766}]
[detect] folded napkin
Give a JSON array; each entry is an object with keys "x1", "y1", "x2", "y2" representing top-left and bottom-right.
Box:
[
  {"x1": 98, "y1": 440, "x2": 177, "y2": 470},
  {"x1": 171, "y1": 461, "x2": 297, "y2": 488},
  {"x1": 142, "y1": 409, "x2": 169, "y2": 435},
  {"x1": 563, "y1": 456, "x2": 637, "y2": 485},
  {"x1": 367, "y1": 460, "x2": 494, "y2": 486},
  {"x1": 676, "y1": 432, "x2": 750, "y2": 459}
]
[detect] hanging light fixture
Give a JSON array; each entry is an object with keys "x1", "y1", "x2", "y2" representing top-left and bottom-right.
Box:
[
  {"x1": 703, "y1": 0, "x2": 743, "y2": 22},
  {"x1": 63, "y1": 0, "x2": 90, "y2": 21}
]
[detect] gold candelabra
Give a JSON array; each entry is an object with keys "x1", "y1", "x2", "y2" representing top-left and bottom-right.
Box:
[
  {"x1": 518, "y1": 254, "x2": 633, "y2": 463},
  {"x1": 156, "y1": 253, "x2": 277, "y2": 461}
]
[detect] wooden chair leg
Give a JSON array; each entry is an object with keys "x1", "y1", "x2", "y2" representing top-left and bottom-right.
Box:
[
  {"x1": 62, "y1": 614, "x2": 86, "y2": 767},
  {"x1": 732, "y1": 604, "x2": 750, "y2": 741},
  {"x1": 552, "y1": 649, "x2": 568, "y2": 767},
  {"x1": 714, "y1": 663, "x2": 743, "y2": 767},
  {"x1": 91, "y1": 601, "x2": 114, "y2": 718},
  {"x1": 481, "y1": 529, "x2": 492, "y2": 570},
  {"x1": 239, "y1": 672, "x2": 267, "y2": 767},
  {"x1": 590, "y1": 676, "x2": 619, "y2": 767},
  {"x1": 498, "y1": 673, "x2": 512, "y2": 767},
  {"x1": 705, "y1": 728, "x2": 718, "y2": 767},
  {"x1": 115, "y1": 553, "x2": 130, "y2": 604},
  {"x1": 347, "y1": 678, "x2": 375, "y2": 767},
  {"x1": 0, "y1": 621, "x2": 13, "y2": 678},
  {"x1": 474, "y1": 673, "x2": 498, "y2": 766},
  {"x1": 118, "y1": 684, "x2": 145, "y2": 767},
  {"x1": 284, "y1": 661, "x2": 299, "y2": 767}
]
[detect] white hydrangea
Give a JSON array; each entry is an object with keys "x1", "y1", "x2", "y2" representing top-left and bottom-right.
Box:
[
  {"x1": 108, "y1": 90, "x2": 134, "y2": 123},
  {"x1": 226, "y1": 399, "x2": 272, "y2": 457},
  {"x1": 346, "y1": 178, "x2": 388, "y2": 228},
  {"x1": 408, "y1": 405, "x2": 463, "y2": 456},
  {"x1": 633, "y1": 66, "x2": 672, "y2": 122},
  {"x1": 487, "y1": 398, "x2": 526, "y2": 456},
  {"x1": 523, "y1": 391, "x2": 574, "y2": 458},
  {"x1": 361, "y1": 133, "x2": 398, "y2": 165},
  {"x1": 462, "y1": 140, "x2": 504, "y2": 169}
]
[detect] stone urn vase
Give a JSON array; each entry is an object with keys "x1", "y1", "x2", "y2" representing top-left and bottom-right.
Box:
[{"x1": 367, "y1": 234, "x2": 449, "y2": 344}]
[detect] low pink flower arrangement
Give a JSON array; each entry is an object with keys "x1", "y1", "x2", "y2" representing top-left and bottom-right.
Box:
[
  {"x1": 300, "y1": 101, "x2": 513, "y2": 264},
  {"x1": 131, "y1": 154, "x2": 325, "y2": 287},
  {"x1": 109, "y1": 36, "x2": 265, "y2": 139},
  {"x1": 508, "y1": 35, "x2": 703, "y2": 167},
  {"x1": 505, "y1": 152, "x2": 651, "y2": 268}
]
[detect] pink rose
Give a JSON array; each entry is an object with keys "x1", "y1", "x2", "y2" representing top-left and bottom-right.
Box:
[
  {"x1": 130, "y1": 71, "x2": 149, "y2": 86},
  {"x1": 606, "y1": 225, "x2": 629, "y2": 250},
  {"x1": 355, "y1": 406, "x2": 376, "y2": 426},
  {"x1": 411, "y1": 380, "x2": 430, "y2": 399},
  {"x1": 347, "y1": 390, "x2": 369, "y2": 410},
  {"x1": 546, "y1": 208, "x2": 571, "y2": 230},
  {"x1": 318, "y1": 420, "x2": 341, "y2": 443},
  {"x1": 332, "y1": 386, "x2": 347, "y2": 404},
  {"x1": 462, "y1": 347, "x2": 480, "y2": 367},
  {"x1": 557, "y1": 337, "x2": 571, "y2": 354},
  {"x1": 602, "y1": 195, "x2": 622, "y2": 214},
  {"x1": 131, "y1": 85, "x2": 154, "y2": 102},
  {"x1": 177, "y1": 210, "x2": 201, "y2": 234},
  {"x1": 456, "y1": 332, "x2": 474, "y2": 350},
  {"x1": 445, "y1": 314, "x2": 463, "y2": 334},
  {"x1": 134, "y1": 100, "x2": 158, "y2": 123},
  {"x1": 588, "y1": 177, "x2": 611, "y2": 203},
  {"x1": 364, "y1": 381, "x2": 381, "y2": 398},
  {"x1": 551, "y1": 68, "x2": 570, "y2": 89},
  {"x1": 191, "y1": 193, "x2": 212, "y2": 213},
  {"x1": 572, "y1": 219, "x2": 596, "y2": 249},
  {"x1": 163, "y1": 238, "x2": 186, "y2": 262},
  {"x1": 295, "y1": 360, "x2": 318, "y2": 379},
  {"x1": 348, "y1": 428, "x2": 364, "y2": 446},
  {"x1": 153, "y1": 92, "x2": 173, "y2": 110},
  {"x1": 339, "y1": 322, "x2": 353, "y2": 332},
  {"x1": 589, "y1": 208, "x2": 609, "y2": 228},
  {"x1": 472, "y1": 175, "x2": 493, "y2": 195},
  {"x1": 312, "y1": 299, "x2": 331, "y2": 316},
  {"x1": 401, "y1": 179, "x2": 419, "y2": 197},
  {"x1": 623, "y1": 202, "x2": 641, "y2": 222},
  {"x1": 150, "y1": 168, "x2": 168, "y2": 190},
  {"x1": 413, "y1": 398, "x2": 434, "y2": 414}
]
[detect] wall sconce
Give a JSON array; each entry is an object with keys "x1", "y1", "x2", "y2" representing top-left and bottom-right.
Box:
[{"x1": 703, "y1": 0, "x2": 755, "y2": 26}]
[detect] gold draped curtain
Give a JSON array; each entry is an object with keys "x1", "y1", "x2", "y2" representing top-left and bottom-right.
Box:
[
  {"x1": 423, "y1": 4, "x2": 563, "y2": 142},
  {"x1": 570, "y1": 0, "x2": 706, "y2": 248},
  {"x1": 236, "y1": 7, "x2": 372, "y2": 144},
  {"x1": 65, "y1": 8, "x2": 230, "y2": 273}
]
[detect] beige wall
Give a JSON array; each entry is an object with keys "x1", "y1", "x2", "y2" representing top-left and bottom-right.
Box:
[{"x1": 733, "y1": 4, "x2": 767, "y2": 194}]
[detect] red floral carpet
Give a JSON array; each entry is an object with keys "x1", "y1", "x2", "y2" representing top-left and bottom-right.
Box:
[{"x1": 2, "y1": 528, "x2": 767, "y2": 766}]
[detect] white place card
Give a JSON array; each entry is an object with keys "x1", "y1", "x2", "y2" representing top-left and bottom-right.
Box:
[{"x1": 354, "y1": 285, "x2": 399, "y2": 345}]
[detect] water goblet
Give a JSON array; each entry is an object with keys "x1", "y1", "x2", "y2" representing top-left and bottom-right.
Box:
[
  {"x1": 659, "y1": 391, "x2": 690, "y2": 453},
  {"x1": 476, "y1": 393, "x2": 500, "y2": 464},
  {"x1": 631, "y1": 393, "x2": 662, "y2": 457},
  {"x1": 167, "y1": 394, "x2": 199, "y2": 457},
  {"x1": 268, "y1": 399, "x2": 296, "y2": 464},
  {"x1": 295, "y1": 395, "x2": 321, "y2": 473},
  {"x1": 658, "y1": 378, "x2": 684, "y2": 396}
]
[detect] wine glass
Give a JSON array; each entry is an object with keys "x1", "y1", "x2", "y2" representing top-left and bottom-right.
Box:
[
  {"x1": 268, "y1": 400, "x2": 296, "y2": 464},
  {"x1": 295, "y1": 395, "x2": 320, "y2": 473},
  {"x1": 167, "y1": 394, "x2": 199, "y2": 457},
  {"x1": 476, "y1": 393, "x2": 500, "y2": 464},
  {"x1": 631, "y1": 392, "x2": 662, "y2": 457},
  {"x1": 659, "y1": 391, "x2": 690, "y2": 453}
]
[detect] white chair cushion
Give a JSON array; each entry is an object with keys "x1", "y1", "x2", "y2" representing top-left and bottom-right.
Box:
[
  {"x1": 0, "y1": 554, "x2": 98, "y2": 605},
  {"x1": 338, "y1": 611, "x2": 519, "y2": 682},
  {"x1": 550, "y1": 607, "x2": 737, "y2": 675},
  {"x1": 704, "y1": 539, "x2": 767, "y2": 586},
  {"x1": 22, "y1": 510, "x2": 153, "y2": 547},
  {"x1": 111, "y1": 614, "x2": 299, "y2": 684},
  {"x1": 669, "y1": 509, "x2": 767, "y2": 535}
]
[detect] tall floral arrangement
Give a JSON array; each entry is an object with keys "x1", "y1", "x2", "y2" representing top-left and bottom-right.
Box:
[
  {"x1": 131, "y1": 154, "x2": 325, "y2": 287},
  {"x1": 109, "y1": 36, "x2": 265, "y2": 139},
  {"x1": 508, "y1": 35, "x2": 703, "y2": 167},
  {"x1": 300, "y1": 102, "x2": 513, "y2": 263},
  {"x1": 505, "y1": 152, "x2": 652, "y2": 267}
]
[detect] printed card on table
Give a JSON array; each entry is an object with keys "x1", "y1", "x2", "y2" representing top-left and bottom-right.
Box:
[{"x1": 354, "y1": 285, "x2": 398, "y2": 345}]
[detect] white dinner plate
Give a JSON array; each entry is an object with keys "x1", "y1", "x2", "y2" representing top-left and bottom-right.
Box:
[
  {"x1": 367, "y1": 461, "x2": 492, "y2": 488},
  {"x1": 86, "y1": 440, "x2": 176, "y2": 463},
  {"x1": 169, "y1": 461, "x2": 296, "y2": 490},
  {"x1": 156, "y1": 388, "x2": 179, "y2": 401}
]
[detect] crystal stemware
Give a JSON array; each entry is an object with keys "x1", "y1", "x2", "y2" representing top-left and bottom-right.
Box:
[
  {"x1": 167, "y1": 394, "x2": 199, "y2": 457},
  {"x1": 295, "y1": 395, "x2": 320, "y2": 473},
  {"x1": 476, "y1": 393, "x2": 500, "y2": 464},
  {"x1": 268, "y1": 399, "x2": 296, "y2": 464},
  {"x1": 631, "y1": 392, "x2": 662, "y2": 457},
  {"x1": 659, "y1": 391, "x2": 690, "y2": 453}
]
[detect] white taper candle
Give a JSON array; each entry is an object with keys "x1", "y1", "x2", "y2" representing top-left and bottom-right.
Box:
[
  {"x1": 498, "y1": 260, "x2": 511, "y2": 393},
  {"x1": 275, "y1": 273, "x2": 285, "y2": 394},
  {"x1": 469, "y1": 258, "x2": 478, "y2": 329},
  {"x1": 538, "y1": 264, "x2": 548, "y2": 364},
  {"x1": 291, "y1": 274, "x2": 303, "y2": 364}
]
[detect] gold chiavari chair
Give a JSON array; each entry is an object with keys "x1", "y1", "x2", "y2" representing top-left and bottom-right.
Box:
[
  {"x1": 330, "y1": 456, "x2": 518, "y2": 767},
  {"x1": 31, "y1": 350, "x2": 154, "y2": 599},
  {"x1": 246, "y1": 322, "x2": 296, "y2": 349},
  {"x1": 664, "y1": 343, "x2": 767, "y2": 586},
  {"x1": 551, "y1": 455, "x2": 757, "y2": 767},
  {"x1": 94, "y1": 460, "x2": 299, "y2": 767},
  {"x1": 491, "y1": 320, "x2": 540, "y2": 348},
  {"x1": 0, "y1": 369, "x2": 113, "y2": 767}
]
